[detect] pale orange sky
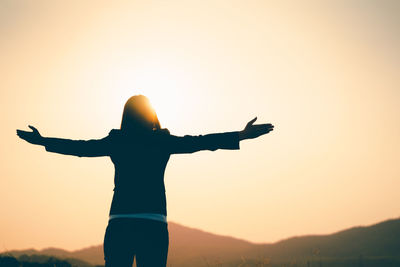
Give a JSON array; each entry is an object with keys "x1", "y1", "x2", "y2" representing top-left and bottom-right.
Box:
[{"x1": 1, "y1": 0, "x2": 399, "y2": 252}]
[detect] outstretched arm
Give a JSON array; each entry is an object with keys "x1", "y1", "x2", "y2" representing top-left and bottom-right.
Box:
[
  {"x1": 160, "y1": 117, "x2": 274, "y2": 154},
  {"x1": 16, "y1": 125, "x2": 113, "y2": 157},
  {"x1": 162, "y1": 130, "x2": 241, "y2": 154}
]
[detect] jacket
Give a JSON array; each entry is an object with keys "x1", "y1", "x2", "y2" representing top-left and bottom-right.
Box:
[{"x1": 43, "y1": 128, "x2": 241, "y2": 216}]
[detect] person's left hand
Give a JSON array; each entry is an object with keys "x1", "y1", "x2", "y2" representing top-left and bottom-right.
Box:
[{"x1": 16, "y1": 125, "x2": 44, "y2": 145}]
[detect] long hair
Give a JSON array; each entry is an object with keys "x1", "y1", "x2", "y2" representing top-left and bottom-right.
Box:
[{"x1": 120, "y1": 95, "x2": 161, "y2": 133}]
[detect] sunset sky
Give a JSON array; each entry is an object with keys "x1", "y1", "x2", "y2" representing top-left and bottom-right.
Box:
[{"x1": 1, "y1": 0, "x2": 399, "y2": 252}]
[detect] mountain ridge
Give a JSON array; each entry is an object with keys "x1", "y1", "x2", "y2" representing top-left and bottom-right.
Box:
[{"x1": 2, "y1": 216, "x2": 400, "y2": 266}]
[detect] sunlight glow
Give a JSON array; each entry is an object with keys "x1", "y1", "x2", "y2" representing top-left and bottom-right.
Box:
[{"x1": 109, "y1": 62, "x2": 192, "y2": 130}]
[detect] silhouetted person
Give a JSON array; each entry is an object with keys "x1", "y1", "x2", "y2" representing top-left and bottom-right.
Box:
[{"x1": 16, "y1": 94, "x2": 274, "y2": 267}]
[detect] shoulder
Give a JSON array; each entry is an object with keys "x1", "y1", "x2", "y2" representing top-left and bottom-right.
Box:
[
  {"x1": 158, "y1": 128, "x2": 170, "y2": 135},
  {"x1": 151, "y1": 128, "x2": 170, "y2": 135},
  {"x1": 152, "y1": 128, "x2": 171, "y2": 142},
  {"x1": 107, "y1": 129, "x2": 122, "y2": 139},
  {"x1": 107, "y1": 128, "x2": 171, "y2": 140},
  {"x1": 108, "y1": 129, "x2": 120, "y2": 135}
]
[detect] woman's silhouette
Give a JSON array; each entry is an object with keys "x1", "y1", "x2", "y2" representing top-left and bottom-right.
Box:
[{"x1": 16, "y1": 94, "x2": 274, "y2": 267}]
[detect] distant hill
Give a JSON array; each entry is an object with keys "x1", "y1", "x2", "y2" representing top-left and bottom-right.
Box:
[
  {"x1": 248, "y1": 216, "x2": 400, "y2": 259},
  {"x1": 2, "y1": 217, "x2": 400, "y2": 266},
  {"x1": 0, "y1": 253, "x2": 92, "y2": 267}
]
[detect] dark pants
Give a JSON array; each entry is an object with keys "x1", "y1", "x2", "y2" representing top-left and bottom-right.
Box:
[{"x1": 103, "y1": 218, "x2": 169, "y2": 267}]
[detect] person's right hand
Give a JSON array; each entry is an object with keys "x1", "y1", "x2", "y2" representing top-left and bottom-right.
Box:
[
  {"x1": 239, "y1": 117, "x2": 274, "y2": 140},
  {"x1": 16, "y1": 125, "x2": 44, "y2": 145}
]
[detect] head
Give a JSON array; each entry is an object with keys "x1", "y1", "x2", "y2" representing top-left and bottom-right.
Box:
[{"x1": 120, "y1": 95, "x2": 161, "y2": 133}]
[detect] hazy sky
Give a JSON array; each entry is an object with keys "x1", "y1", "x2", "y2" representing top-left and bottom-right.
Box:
[{"x1": 1, "y1": 0, "x2": 399, "y2": 252}]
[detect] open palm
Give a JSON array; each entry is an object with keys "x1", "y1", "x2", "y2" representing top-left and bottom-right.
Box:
[
  {"x1": 241, "y1": 117, "x2": 274, "y2": 139},
  {"x1": 16, "y1": 125, "x2": 43, "y2": 145}
]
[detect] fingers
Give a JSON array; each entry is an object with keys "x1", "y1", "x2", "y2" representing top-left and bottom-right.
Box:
[
  {"x1": 16, "y1": 129, "x2": 28, "y2": 135},
  {"x1": 16, "y1": 129, "x2": 29, "y2": 140},
  {"x1": 28, "y1": 125, "x2": 39, "y2": 133},
  {"x1": 261, "y1": 123, "x2": 274, "y2": 128},
  {"x1": 255, "y1": 124, "x2": 274, "y2": 130},
  {"x1": 246, "y1": 117, "x2": 257, "y2": 127},
  {"x1": 255, "y1": 124, "x2": 274, "y2": 135},
  {"x1": 243, "y1": 121, "x2": 275, "y2": 139}
]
